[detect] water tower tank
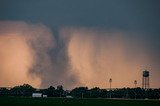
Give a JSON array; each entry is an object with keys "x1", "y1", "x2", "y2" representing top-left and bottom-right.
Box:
[{"x1": 143, "y1": 70, "x2": 149, "y2": 77}]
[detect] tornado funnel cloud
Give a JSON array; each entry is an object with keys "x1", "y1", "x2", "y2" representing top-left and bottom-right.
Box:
[{"x1": 0, "y1": 21, "x2": 160, "y2": 89}]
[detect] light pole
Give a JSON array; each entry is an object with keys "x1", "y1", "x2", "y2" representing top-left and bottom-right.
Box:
[
  {"x1": 109, "y1": 78, "x2": 112, "y2": 98},
  {"x1": 134, "y1": 80, "x2": 137, "y2": 88},
  {"x1": 134, "y1": 80, "x2": 137, "y2": 99}
]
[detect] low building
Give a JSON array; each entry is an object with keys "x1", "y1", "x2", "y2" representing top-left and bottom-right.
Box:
[
  {"x1": 43, "y1": 95, "x2": 47, "y2": 97},
  {"x1": 66, "y1": 95, "x2": 73, "y2": 98},
  {"x1": 32, "y1": 93, "x2": 42, "y2": 97}
]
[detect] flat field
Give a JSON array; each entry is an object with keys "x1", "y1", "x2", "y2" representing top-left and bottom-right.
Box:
[{"x1": 0, "y1": 97, "x2": 160, "y2": 106}]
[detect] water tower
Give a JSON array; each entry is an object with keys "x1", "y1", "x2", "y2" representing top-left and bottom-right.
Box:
[{"x1": 142, "y1": 70, "x2": 150, "y2": 89}]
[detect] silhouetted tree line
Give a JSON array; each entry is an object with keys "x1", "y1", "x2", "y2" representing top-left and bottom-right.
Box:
[{"x1": 0, "y1": 84, "x2": 160, "y2": 99}]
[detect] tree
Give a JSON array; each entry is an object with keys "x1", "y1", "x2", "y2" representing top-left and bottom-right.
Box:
[
  {"x1": 71, "y1": 87, "x2": 88, "y2": 98},
  {"x1": 45, "y1": 86, "x2": 55, "y2": 97},
  {"x1": 56, "y1": 85, "x2": 64, "y2": 97},
  {"x1": 89, "y1": 87, "x2": 100, "y2": 98},
  {"x1": 0, "y1": 88, "x2": 9, "y2": 96},
  {"x1": 10, "y1": 84, "x2": 36, "y2": 96}
]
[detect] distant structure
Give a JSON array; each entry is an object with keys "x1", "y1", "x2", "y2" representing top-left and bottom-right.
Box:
[
  {"x1": 134, "y1": 80, "x2": 137, "y2": 88},
  {"x1": 109, "y1": 78, "x2": 112, "y2": 90},
  {"x1": 142, "y1": 70, "x2": 150, "y2": 89},
  {"x1": 109, "y1": 78, "x2": 112, "y2": 98},
  {"x1": 32, "y1": 93, "x2": 42, "y2": 97}
]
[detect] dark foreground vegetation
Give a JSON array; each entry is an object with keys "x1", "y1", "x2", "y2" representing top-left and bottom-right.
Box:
[
  {"x1": 1, "y1": 84, "x2": 160, "y2": 99},
  {"x1": 0, "y1": 97, "x2": 160, "y2": 106}
]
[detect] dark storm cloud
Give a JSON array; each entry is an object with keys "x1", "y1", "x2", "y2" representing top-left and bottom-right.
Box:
[{"x1": 0, "y1": 0, "x2": 159, "y2": 32}]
